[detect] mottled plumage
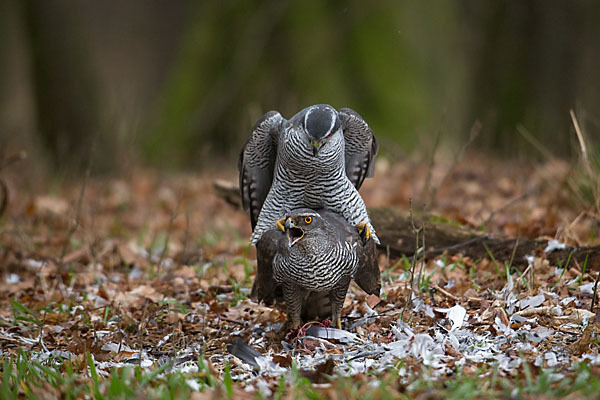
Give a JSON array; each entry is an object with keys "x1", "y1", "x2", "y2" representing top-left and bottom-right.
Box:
[
  {"x1": 250, "y1": 208, "x2": 380, "y2": 329},
  {"x1": 239, "y1": 104, "x2": 378, "y2": 244}
]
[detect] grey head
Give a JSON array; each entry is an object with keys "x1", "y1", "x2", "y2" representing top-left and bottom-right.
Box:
[
  {"x1": 302, "y1": 104, "x2": 342, "y2": 156},
  {"x1": 278, "y1": 208, "x2": 328, "y2": 249}
]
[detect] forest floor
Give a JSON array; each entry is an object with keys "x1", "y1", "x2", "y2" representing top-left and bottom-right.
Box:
[{"x1": 1, "y1": 152, "x2": 600, "y2": 399}]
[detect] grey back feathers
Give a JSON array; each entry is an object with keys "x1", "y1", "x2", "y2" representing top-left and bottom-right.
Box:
[{"x1": 239, "y1": 104, "x2": 379, "y2": 244}]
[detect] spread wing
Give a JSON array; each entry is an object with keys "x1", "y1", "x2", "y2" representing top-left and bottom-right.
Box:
[
  {"x1": 354, "y1": 238, "x2": 381, "y2": 296},
  {"x1": 251, "y1": 230, "x2": 283, "y2": 305},
  {"x1": 321, "y1": 210, "x2": 381, "y2": 295},
  {"x1": 238, "y1": 111, "x2": 285, "y2": 230},
  {"x1": 339, "y1": 108, "x2": 378, "y2": 189}
]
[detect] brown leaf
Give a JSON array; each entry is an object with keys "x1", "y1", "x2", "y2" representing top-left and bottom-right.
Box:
[
  {"x1": 495, "y1": 307, "x2": 510, "y2": 327},
  {"x1": 117, "y1": 242, "x2": 139, "y2": 266},
  {"x1": 31, "y1": 196, "x2": 69, "y2": 216},
  {"x1": 62, "y1": 247, "x2": 89, "y2": 264},
  {"x1": 301, "y1": 358, "x2": 335, "y2": 383},
  {"x1": 130, "y1": 285, "x2": 164, "y2": 302},
  {"x1": 367, "y1": 294, "x2": 381, "y2": 308},
  {"x1": 272, "y1": 354, "x2": 292, "y2": 368}
]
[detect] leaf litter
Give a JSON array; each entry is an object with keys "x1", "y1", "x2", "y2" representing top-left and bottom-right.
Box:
[{"x1": 0, "y1": 155, "x2": 599, "y2": 396}]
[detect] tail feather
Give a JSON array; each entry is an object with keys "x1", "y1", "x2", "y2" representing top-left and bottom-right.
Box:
[{"x1": 226, "y1": 338, "x2": 263, "y2": 367}]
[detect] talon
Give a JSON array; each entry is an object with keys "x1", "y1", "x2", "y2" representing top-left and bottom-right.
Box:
[
  {"x1": 357, "y1": 222, "x2": 372, "y2": 240},
  {"x1": 276, "y1": 218, "x2": 286, "y2": 232},
  {"x1": 335, "y1": 317, "x2": 342, "y2": 330}
]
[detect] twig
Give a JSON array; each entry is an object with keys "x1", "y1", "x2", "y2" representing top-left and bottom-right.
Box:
[
  {"x1": 430, "y1": 284, "x2": 459, "y2": 301},
  {"x1": 38, "y1": 312, "x2": 48, "y2": 352},
  {"x1": 570, "y1": 109, "x2": 599, "y2": 216},
  {"x1": 516, "y1": 124, "x2": 555, "y2": 161},
  {"x1": 484, "y1": 189, "x2": 535, "y2": 226},
  {"x1": 591, "y1": 271, "x2": 600, "y2": 312},
  {"x1": 418, "y1": 219, "x2": 427, "y2": 292},
  {"x1": 402, "y1": 198, "x2": 422, "y2": 321},
  {"x1": 430, "y1": 120, "x2": 481, "y2": 207},
  {"x1": 59, "y1": 167, "x2": 89, "y2": 263},
  {"x1": 421, "y1": 111, "x2": 446, "y2": 204},
  {"x1": 59, "y1": 145, "x2": 93, "y2": 263},
  {"x1": 156, "y1": 204, "x2": 178, "y2": 276},
  {"x1": 169, "y1": 325, "x2": 180, "y2": 373},
  {"x1": 508, "y1": 238, "x2": 519, "y2": 271},
  {"x1": 182, "y1": 205, "x2": 191, "y2": 263},
  {"x1": 560, "y1": 211, "x2": 586, "y2": 246},
  {"x1": 570, "y1": 110, "x2": 592, "y2": 176},
  {"x1": 518, "y1": 263, "x2": 532, "y2": 283},
  {"x1": 515, "y1": 306, "x2": 561, "y2": 318},
  {"x1": 137, "y1": 300, "x2": 149, "y2": 368},
  {"x1": 466, "y1": 296, "x2": 484, "y2": 303}
]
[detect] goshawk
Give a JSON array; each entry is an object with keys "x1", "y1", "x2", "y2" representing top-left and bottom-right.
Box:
[
  {"x1": 250, "y1": 208, "x2": 380, "y2": 329},
  {"x1": 239, "y1": 104, "x2": 378, "y2": 244}
]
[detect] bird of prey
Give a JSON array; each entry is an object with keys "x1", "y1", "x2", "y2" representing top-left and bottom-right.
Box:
[
  {"x1": 250, "y1": 208, "x2": 380, "y2": 329},
  {"x1": 239, "y1": 104, "x2": 378, "y2": 245}
]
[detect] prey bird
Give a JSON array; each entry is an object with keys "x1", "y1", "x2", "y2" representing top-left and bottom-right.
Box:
[
  {"x1": 250, "y1": 208, "x2": 380, "y2": 329},
  {"x1": 239, "y1": 104, "x2": 378, "y2": 244}
]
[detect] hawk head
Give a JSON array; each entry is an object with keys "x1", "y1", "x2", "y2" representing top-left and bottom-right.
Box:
[
  {"x1": 303, "y1": 104, "x2": 341, "y2": 156},
  {"x1": 276, "y1": 209, "x2": 324, "y2": 248}
]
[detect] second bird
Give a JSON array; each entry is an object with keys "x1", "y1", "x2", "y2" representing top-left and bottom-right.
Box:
[{"x1": 251, "y1": 208, "x2": 381, "y2": 329}]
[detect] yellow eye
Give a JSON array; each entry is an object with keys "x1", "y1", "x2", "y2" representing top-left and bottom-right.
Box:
[{"x1": 304, "y1": 216, "x2": 312, "y2": 224}]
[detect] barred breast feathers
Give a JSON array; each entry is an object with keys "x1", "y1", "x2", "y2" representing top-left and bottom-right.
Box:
[
  {"x1": 272, "y1": 224, "x2": 359, "y2": 292},
  {"x1": 245, "y1": 106, "x2": 378, "y2": 244}
]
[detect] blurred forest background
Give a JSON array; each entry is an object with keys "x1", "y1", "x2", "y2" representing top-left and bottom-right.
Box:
[{"x1": 0, "y1": 0, "x2": 599, "y2": 178}]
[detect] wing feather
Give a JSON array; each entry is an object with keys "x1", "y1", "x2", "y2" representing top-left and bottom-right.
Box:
[
  {"x1": 251, "y1": 230, "x2": 283, "y2": 305},
  {"x1": 320, "y1": 209, "x2": 381, "y2": 295},
  {"x1": 339, "y1": 108, "x2": 378, "y2": 189},
  {"x1": 354, "y1": 238, "x2": 381, "y2": 296},
  {"x1": 238, "y1": 111, "x2": 284, "y2": 230}
]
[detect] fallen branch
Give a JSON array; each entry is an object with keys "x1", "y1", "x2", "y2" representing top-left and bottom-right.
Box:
[
  {"x1": 371, "y1": 206, "x2": 600, "y2": 269},
  {"x1": 213, "y1": 180, "x2": 600, "y2": 269}
]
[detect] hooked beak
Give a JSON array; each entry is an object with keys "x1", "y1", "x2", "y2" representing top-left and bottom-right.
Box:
[
  {"x1": 284, "y1": 217, "x2": 304, "y2": 247},
  {"x1": 284, "y1": 217, "x2": 293, "y2": 231},
  {"x1": 310, "y1": 140, "x2": 323, "y2": 156}
]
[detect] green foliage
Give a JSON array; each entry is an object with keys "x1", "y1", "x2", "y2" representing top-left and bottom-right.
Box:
[
  {"x1": 222, "y1": 362, "x2": 233, "y2": 398},
  {"x1": 4, "y1": 351, "x2": 600, "y2": 399},
  {"x1": 0, "y1": 351, "x2": 225, "y2": 399},
  {"x1": 4, "y1": 1, "x2": 600, "y2": 170},
  {"x1": 10, "y1": 300, "x2": 41, "y2": 326},
  {"x1": 141, "y1": 1, "x2": 470, "y2": 167}
]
